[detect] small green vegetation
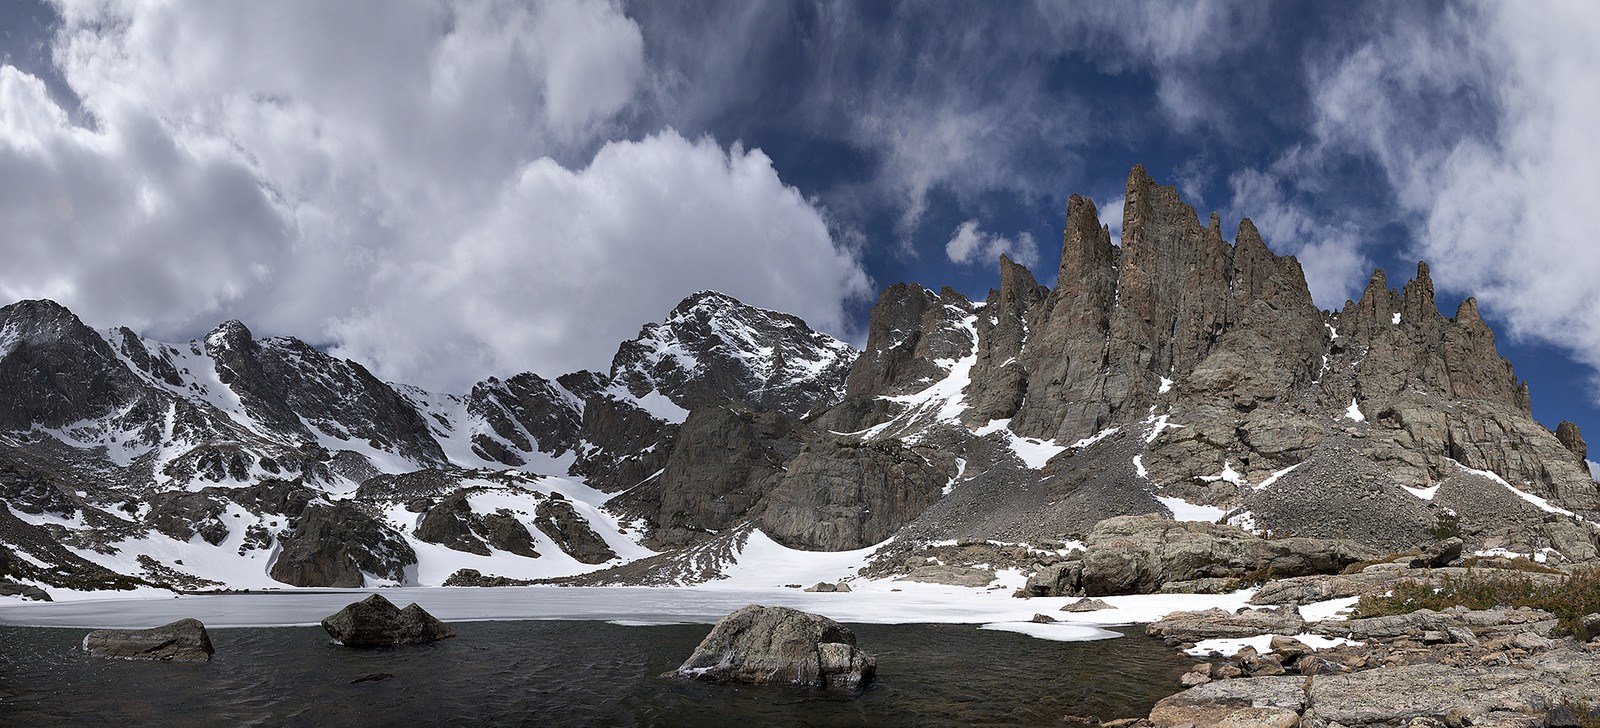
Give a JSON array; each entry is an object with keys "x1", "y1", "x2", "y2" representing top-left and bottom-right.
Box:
[{"x1": 1356, "y1": 568, "x2": 1600, "y2": 639}]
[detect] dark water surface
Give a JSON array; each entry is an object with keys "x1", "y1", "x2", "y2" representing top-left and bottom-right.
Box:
[{"x1": 0, "y1": 621, "x2": 1189, "y2": 727}]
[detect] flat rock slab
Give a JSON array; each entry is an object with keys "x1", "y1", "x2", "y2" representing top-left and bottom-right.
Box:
[
  {"x1": 1302, "y1": 659, "x2": 1591, "y2": 726},
  {"x1": 321, "y1": 593, "x2": 456, "y2": 647},
  {"x1": 1147, "y1": 607, "x2": 1306, "y2": 642},
  {"x1": 1311, "y1": 606, "x2": 1557, "y2": 642},
  {"x1": 83, "y1": 618, "x2": 214, "y2": 662},
  {"x1": 668, "y1": 604, "x2": 876, "y2": 690},
  {"x1": 1149, "y1": 675, "x2": 1306, "y2": 727}
]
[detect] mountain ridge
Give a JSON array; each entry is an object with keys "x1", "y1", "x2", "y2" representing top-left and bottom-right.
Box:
[{"x1": 2, "y1": 164, "x2": 1596, "y2": 599}]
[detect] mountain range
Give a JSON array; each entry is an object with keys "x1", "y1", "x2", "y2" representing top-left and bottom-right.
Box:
[{"x1": 2, "y1": 165, "x2": 1594, "y2": 600}]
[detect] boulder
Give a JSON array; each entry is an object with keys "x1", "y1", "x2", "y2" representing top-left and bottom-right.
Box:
[
  {"x1": 896, "y1": 564, "x2": 995, "y2": 587},
  {"x1": 803, "y1": 581, "x2": 852, "y2": 593},
  {"x1": 321, "y1": 594, "x2": 455, "y2": 647},
  {"x1": 1079, "y1": 515, "x2": 1374, "y2": 596},
  {"x1": 441, "y1": 568, "x2": 535, "y2": 587},
  {"x1": 1299, "y1": 657, "x2": 1600, "y2": 726},
  {"x1": 1061, "y1": 597, "x2": 1116, "y2": 613},
  {"x1": 1249, "y1": 572, "x2": 1387, "y2": 606},
  {"x1": 82, "y1": 618, "x2": 214, "y2": 662},
  {"x1": 667, "y1": 605, "x2": 876, "y2": 689},
  {"x1": 1017, "y1": 561, "x2": 1082, "y2": 597},
  {"x1": 1408, "y1": 537, "x2": 1464, "y2": 568},
  {"x1": 0, "y1": 581, "x2": 51, "y2": 601}
]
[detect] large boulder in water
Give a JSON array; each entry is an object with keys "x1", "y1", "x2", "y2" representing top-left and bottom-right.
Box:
[
  {"x1": 321, "y1": 594, "x2": 455, "y2": 647},
  {"x1": 667, "y1": 605, "x2": 876, "y2": 689},
  {"x1": 82, "y1": 618, "x2": 214, "y2": 662}
]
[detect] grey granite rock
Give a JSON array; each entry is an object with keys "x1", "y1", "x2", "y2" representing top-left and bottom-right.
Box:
[
  {"x1": 83, "y1": 618, "x2": 214, "y2": 662},
  {"x1": 667, "y1": 605, "x2": 875, "y2": 689}
]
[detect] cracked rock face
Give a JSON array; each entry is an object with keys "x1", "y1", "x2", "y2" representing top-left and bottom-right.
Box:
[
  {"x1": 533, "y1": 495, "x2": 615, "y2": 564},
  {"x1": 760, "y1": 437, "x2": 956, "y2": 552},
  {"x1": 269, "y1": 502, "x2": 416, "y2": 588}
]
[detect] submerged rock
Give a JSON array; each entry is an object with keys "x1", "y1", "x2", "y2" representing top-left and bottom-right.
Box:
[
  {"x1": 321, "y1": 594, "x2": 456, "y2": 647},
  {"x1": 82, "y1": 618, "x2": 214, "y2": 662},
  {"x1": 667, "y1": 605, "x2": 876, "y2": 689}
]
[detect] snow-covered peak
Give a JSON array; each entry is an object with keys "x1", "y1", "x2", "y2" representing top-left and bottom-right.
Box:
[{"x1": 609, "y1": 290, "x2": 859, "y2": 418}]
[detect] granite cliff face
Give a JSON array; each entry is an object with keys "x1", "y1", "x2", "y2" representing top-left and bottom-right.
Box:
[{"x1": 1, "y1": 164, "x2": 1594, "y2": 597}]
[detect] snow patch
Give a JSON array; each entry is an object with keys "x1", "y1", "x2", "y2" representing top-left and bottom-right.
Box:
[
  {"x1": 1198, "y1": 461, "x2": 1246, "y2": 487},
  {"x1": 1187, "y1": 632, "x2": 1357, "y2": 657},
  {"x1": 1254, "y1": 463, "x2": 1303, "y2": 491},
  {"x1": 1144, "y1": 414, "x2": 1183, "y2": 444},
  {"x1": 1344, "y1": 398, "x2": 1365, "y2": 422},
  {"x1": 1070, "y1": 427, "x2": 1118, "y2": 449},
  {"x1": 1156, "y1": 496, "x2": 1227, "y2": 523},
  {"x1": 1452, "y1": 460, "x2": 1575, "y2": 517},
  {"x1": 979, "y1": 622, "x2": 1123, "y2": 642},
  {"x1": 975, "y1": 419, "x2": 1067, "y2": 470},
  {"x1": 1298, "y1": 596, "x2": 1360, "y2": 622},
  {"x1": 1402, "y1": 484, "x2": 1440, "y2": 501}
]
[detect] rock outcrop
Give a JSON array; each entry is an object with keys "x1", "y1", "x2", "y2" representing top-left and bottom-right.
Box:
[
  {"x1": 1076, "y1": 515, "x2": 1376, "y2": 596},
  {"x1": 270, "y1": 502, "x2": 416, "y2": 587},
  {"x1": 320, "y1": 594, "x2": 455, "y2": 647},
  {"x1": 532, "y1": 495, "x2": 615, "y2": 564},
  {"x1": 82, "y1": 618, "x2": 214, "y2": 662},
  {"x1": 667, "y1": 605, "x2": 876, "y2": 689},
  {"x1": 760, "y1": 438, "x2": 955, "y2": 551}
]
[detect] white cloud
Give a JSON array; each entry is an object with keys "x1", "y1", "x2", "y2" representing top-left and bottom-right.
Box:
[
  {"x1": 0, "y1": 1, "x2": 870, "y2": 391},
  {"x1": 944, "y1": 220, "x2": 1039, "y2": 269},
  {"x1": 1297, "y1": 2, "x2": 1600, "y2": 389},
  {"x1": 326, "y1": 131, "x2": 871, "y2": 386},
  {"x1": 1098, "y1": 196, "x2": 1125, "y2": 248},
  {"x1": 1225, "y1": 168, "x2": 1370, "y2": 307}
]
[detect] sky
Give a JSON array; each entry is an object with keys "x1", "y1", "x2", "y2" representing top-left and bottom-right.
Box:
[{"x1": 1, "y1": 1, "x2": 1599, "y2": 443}]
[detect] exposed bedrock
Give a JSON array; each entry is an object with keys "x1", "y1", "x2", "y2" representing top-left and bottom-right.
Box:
[
  {"x1": 759, "y1": 437, "x2": 956, "y2": 551},
  {"x1": 269, "y1": 501, "x2": 416, "y2": 587}
]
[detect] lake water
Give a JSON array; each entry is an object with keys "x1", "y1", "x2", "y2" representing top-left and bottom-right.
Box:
[{"x1": 0, "y1": 620, "x2": 1190, "y2": 727}]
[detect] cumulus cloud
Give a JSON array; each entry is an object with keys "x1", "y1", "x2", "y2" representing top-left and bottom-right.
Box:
[
  {"x1": 0, "y1": 1, "x2": 870, "y2": 391},
  {"x1": 327, "y1": 131, "x2": 871, "y2": 385},
  {"x1": 944, "y1": 220, "x2": 1039, "y2": 269}
]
